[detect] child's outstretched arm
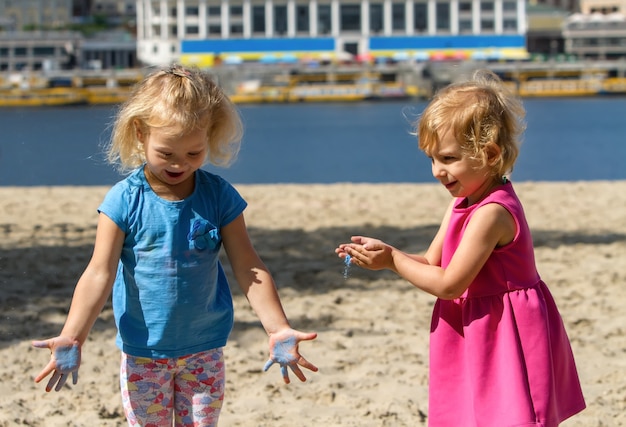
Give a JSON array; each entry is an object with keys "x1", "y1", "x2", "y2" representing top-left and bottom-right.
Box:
[
  {"x1": 335, "y1": 200, "x2": 454, "y2": 270},
  {"x1": 221, "y1": 214, "x2": 318, "y2": 384},
  {"x1": 337, "y1": 202, "x2": 515, "y2": 300},
  {"x1": 32, "y1": 213, "x2": 124, "y2": 391}
]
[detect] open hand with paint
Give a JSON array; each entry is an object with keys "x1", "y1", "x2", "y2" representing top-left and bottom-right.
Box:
[
  {"x1": 32, "y1": 336, "x2": 81, "y2": 392},
  {"x1": 263, "y1": 328, "x2": 318, "y2": 384}
]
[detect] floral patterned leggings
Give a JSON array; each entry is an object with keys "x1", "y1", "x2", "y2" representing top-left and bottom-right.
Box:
[{"x1": 120, "y1": 348, "x2": 225, "y2": 427}]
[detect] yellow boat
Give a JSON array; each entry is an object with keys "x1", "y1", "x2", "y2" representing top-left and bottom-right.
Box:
[
  {"x1": 601, "y1": 77, "x2": 626, "y2": 95},
  {"x1": 84, "y1": 86, "x2": 132, "y2": 105},
  {"x1": 286, "y1": 83, "x2": 373, "y2": 102},
  {"x1": 229, "y1": 85, "x2": 289, "y2": 103},
  {"x1": 229, "y1": 71, "x2": 413, "y2": 104},
  {"x1": 517, "y1": 78, "x2": 604, "y2": 97},
  {"x1": 0, "y1": 87, "x2": 88, "y2": 107}
]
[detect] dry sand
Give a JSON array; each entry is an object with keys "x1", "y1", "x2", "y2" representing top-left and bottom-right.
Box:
[{"x1": 1, "y1": 181, "x2": 624, "y2": 426}]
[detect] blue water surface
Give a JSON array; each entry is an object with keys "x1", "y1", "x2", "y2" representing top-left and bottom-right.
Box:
[{"x1": 0, "y1": 97, "x2": 625, "y2": 186}]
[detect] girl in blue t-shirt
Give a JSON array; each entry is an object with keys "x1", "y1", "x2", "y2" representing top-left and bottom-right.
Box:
[{"x1": 32, "y1": 65, "x2": 318, "y2": 426}]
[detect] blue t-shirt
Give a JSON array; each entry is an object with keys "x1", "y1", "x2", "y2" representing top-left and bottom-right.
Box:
[{"x1": 98, "y1": 167, "x2": 247, "y2": 358}]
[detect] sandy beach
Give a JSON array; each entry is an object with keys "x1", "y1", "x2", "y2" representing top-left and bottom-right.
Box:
[{"x1": 1, "y1": 181, "x2": 624, "y2": 426}]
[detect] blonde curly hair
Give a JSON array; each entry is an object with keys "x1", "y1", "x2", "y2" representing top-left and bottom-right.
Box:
[
  {"x1": 106, "y1": 64, "x2": 243, "y2": 173},
  {"x1": 417, "y1": 69, "x2": 526, "y2": 177}
]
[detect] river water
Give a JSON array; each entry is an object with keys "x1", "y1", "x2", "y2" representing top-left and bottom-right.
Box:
[{"x1": 1, "y1": 97, "x2": 625, "y2": 186}]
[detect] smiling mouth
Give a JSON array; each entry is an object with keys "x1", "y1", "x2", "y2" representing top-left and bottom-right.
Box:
[
  {"x1": 444, "y1": 181, "x2": 457, "y2": 190},
  {"x1": 166, "y1": 171, "x2": 184, "y2": 179}
]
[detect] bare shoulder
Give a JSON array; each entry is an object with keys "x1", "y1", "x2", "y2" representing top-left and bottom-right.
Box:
[{"x1": 469, "y1": 202, "x2": 516, "y2": 247}]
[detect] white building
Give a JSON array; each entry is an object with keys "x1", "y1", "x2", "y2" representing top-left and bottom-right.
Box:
[
  {"x1": 562, "y1": 0, "x2": 626, "y2": 59},
  {"x1": 563, "y1": 12, "x2": 626, "y2": 59},
  {"x1": 135, "y1": 0, "x2": 529, "y2": 66}
]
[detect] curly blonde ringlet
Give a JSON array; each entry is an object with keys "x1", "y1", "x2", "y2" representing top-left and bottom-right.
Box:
[
  {"x1": 106, "y1": 64, "x2": 243, "y2": 173},
  {"x1": 417, "y1": 69, "x2": 526, "y2": 177}
]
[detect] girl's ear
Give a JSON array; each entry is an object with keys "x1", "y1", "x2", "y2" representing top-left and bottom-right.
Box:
[
  {"x1": 485, "y1": 142, "x2": 502, "y2": 166},
  {"x1": 133, "y1": 120, "x2": 144, "y2": 143}
]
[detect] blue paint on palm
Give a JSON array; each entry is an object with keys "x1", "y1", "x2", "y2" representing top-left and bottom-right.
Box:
[
  {"x1": 263, "y1": 336, "x2": 297, "y2": 377},
  {"x1": 272, "y1": 337, "x2": 296, "y2": 364},
  {"x1": 47, "y1": 343, "x2": 80, "y2": 391},
  {"x1": 56, "y1": 344, "x2": 79, "y2": 371}
]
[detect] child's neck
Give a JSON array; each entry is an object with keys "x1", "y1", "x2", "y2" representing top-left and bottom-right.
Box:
[
  {"x1": 465, "y1": 176, "x2": 503, "y2": 207},
  {"x1": 143, "y1": 167, "x2": 195, "y2": 201}
]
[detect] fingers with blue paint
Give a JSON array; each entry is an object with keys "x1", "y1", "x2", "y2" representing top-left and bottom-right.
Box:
[
  {"x1": 263, "y1": 329, "x2": 318, "y2": 384},
  {"x1": 263, "y1": 337, "x2": 293, "y2": 381},
  {"x1": 32, "y1": 337, "x2": 81, "y2": 392}
]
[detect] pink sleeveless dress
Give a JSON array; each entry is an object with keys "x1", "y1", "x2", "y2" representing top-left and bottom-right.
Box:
[{"x1": 428, "y1": 182, "x2": 585, "y2": 426}]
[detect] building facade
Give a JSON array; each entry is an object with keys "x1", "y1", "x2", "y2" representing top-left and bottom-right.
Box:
[
  {"x1": 0, "y1": 31, "x2": 81, "y2": 71},
  {"x1": 0, "y1": 0, "x2": 139, "y2": 71},
  {"x1": 91, "y1": 0, "x2": 137, "y2": 15},
  {"x1": 579, "y1": 0, "x2": 625, "y2": 13},
  {"x1": 136, "y1": 0, "x2": 529, "y2": 67},
  {"x1": 0, "y1": 0, "x2": 73, "y2": 31},
  {"x1": 563, "y1": 12, "x2": 626, "y2": 58},
  {"x1": 561, "y1": 0, "x2": 626, "y2": 59}
]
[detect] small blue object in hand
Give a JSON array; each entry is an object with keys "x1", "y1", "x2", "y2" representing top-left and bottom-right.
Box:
[{"x1": 343, "y1": 255, "x2": 352, "y2": 279}]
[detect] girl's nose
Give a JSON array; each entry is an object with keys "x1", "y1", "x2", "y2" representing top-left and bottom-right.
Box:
[
  {"x1": 432, "y1": 161, "x2": 445, "y2": 178},
  {"x1": 169, "y1": 157, "x2": 184, "y2": 168}
]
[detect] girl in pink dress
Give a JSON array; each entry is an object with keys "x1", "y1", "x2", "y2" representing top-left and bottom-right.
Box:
[{"x1": 336, "y1": 69, "x2": 585, "y2": 426}]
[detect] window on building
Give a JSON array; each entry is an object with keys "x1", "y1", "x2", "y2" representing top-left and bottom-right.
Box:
[
  {"x1": 318, "y1": 4, "x2": 332, "y2": 34},
  {"x1": 230, "y1": 4, "x2": 244, "y2": 35},
  {"x1": 33, "y1": 47, "x2": 55, "y2": 56},
  {"x1": 209, "y1": 6, "x2": 221, "y2": 16},
  {"x1": 481, "y1": 19, "x2": 494, "y2": 31},
  {"x1": 297, "y1": 5, "x2": 310, "y2": 32},
  {"x1": 459, "y1": 1, "x2": 472, "y2": 12},
  {"x1": 341, "y1": 4, "x2": 361, "y2": 31},
  {"x1": 436, "y1": 2, "x2": 450, "y2": 31},
  {"x1": 392, "y1": 3, "x2": 405, "y2": 31},
  {"x1": 275, "y1": 5, "x2": 288, "y2": 35},
  {"x1": 15, "y1": 47, "x2": 27, "y2": 56},
  {"x1": 187, "y1": 25, "x2": 199, "y2": 35},
  {"x1": 459, "y1": 19, "x2": 472, "y2": 33},
  {"x1": 606, "y1": 37, "x2": 619, "y2": 46},
  {"x1": 503, "y1": 18, "x2": 517, "y2": 31},
  {"x1": 370, "y1": 3, "x2": 383, "y2": 33},
  {"x1": 414, "y1": 1, "x2": 427, "y2": 32},
  {"x1": 253, "y1": 5, "x2": 266, "y2": 34},
  {"x1": 231, "y1": 23, "x2": 244, "y2": 34},
  {"x1": 186, "y1": 6, "x2": 199, "y2": 15},
  {"x1": 502, "y1": 1, "x2": 516, "y2": 11},
  {"x1": 480, "y1": 1, "x2": 494, "y2": 11},
  {"x1": 209, "y1": 25, "x2": 221, "y2": 35}
]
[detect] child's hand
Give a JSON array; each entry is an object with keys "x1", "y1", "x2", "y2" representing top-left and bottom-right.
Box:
[
  {"x1": 338, "y1": 236, "x2": 392, "y2": 271},
  {"x1": 32, "y1": 337, "x2": 81, "y2": 392},
  {"x1": 263, "y1": 329, "x2": 318, "y2": 384}
]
